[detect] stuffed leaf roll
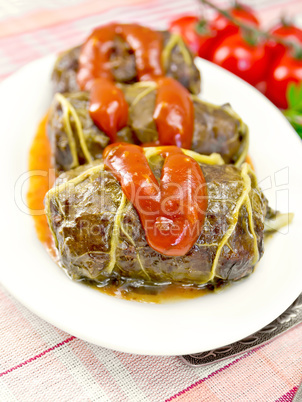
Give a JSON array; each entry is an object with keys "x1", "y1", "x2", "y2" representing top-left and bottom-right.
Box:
[
  {"x1": 52, "y1": 27, "x2": 201, "y2": 95},
  {"x1": 48, "y1": 85, "x2": 248, "y2": 172},
  {"x1": 45, "y1": 148, "x2": 267, "y2": 289}
]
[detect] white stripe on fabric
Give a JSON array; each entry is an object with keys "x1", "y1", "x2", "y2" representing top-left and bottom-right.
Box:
[{"x1": 0, "y1": 379, "x2": 19, "y2": 402}]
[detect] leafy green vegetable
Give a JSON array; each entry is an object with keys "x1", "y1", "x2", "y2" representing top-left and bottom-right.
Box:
[{"x1": 283, "y1": 82, "x2": 302, "y2": 139}]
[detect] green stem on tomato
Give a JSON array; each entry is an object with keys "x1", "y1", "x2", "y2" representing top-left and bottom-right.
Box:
[{"x1": 200, "y1": 0, "x2": 302, "y2": 55}]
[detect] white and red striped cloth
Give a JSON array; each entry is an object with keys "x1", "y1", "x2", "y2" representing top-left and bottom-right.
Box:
[{"x1": 1, "y1": 0, "x2": 302, "y2": 400}]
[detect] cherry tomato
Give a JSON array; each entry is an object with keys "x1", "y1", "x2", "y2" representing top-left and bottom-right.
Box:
[
  {"x1": 266, "y1": 21, "x2": 302, "y2": 64},
  {"x1": 169, "y1": 15, "x2": 214, "y2": 59},
  {"x1": 265, "y1": 50, "x2": 302, "y2": 109},
  {"x1": 169, "y1": 5, "x2": 259, "y2": 61},
  {"x1": 211, "y1": 3, "x2": 259, "y2": 38},
  {"x1": 212, "y1": 33, "x2": 269, "y2": 86},
  {"x1": 206, "y1": 3, "x2": 260, "y2": 60},
  {"x1": 271, "y1": 22, "x2": 302, "y2": 42}
]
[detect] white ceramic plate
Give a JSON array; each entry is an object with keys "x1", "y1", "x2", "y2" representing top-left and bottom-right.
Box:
[{"x1": 1, "y1": 55, "x2": 302, "y2": 356}]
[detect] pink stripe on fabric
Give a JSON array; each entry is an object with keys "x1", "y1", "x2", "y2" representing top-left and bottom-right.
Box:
[
  {"x1": 66, "y1": 337, "x2": 128, "y2": 401},
  {"x1": 113, "y1": 350, "x2": 187, "y2": 397},
  {"x1": 0, "y1": 336, "x2": 76, "y2": 377},
  {"x1": 276, "y1": 386, "x2": 299, "y2": 402},
  {"x1": 0, "y1": 289, "x2": 54, "y2": 368},
  {"x1": 0, "y1": 0, "x2": 150, "y2": 39},
  {"x1": 165, "y1": 345, "x2": 266, "y2": 402},
  {"x1": 257, "y1": 347, "x2": 293, "y2": 388}
]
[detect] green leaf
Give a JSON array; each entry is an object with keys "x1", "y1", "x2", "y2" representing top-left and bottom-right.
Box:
[
  {"x1": 283, "y1": 109, "x2": 302, "y2": 139},
  {"x1": 292, "y1": 123, "x2": 302, "y2": 139},
  {"x1": 286, "y1": 82, "x2": 302, "y2": 111},
  {"x1": 284, "y1": 82, "x2": 302, "y2": 137}
]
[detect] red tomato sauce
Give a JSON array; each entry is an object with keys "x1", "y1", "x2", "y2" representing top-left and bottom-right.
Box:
[
  {"x1": 78, "y1": 24, "x2": 195, "y2": 149},
  {"x1": 116, "y1": 24, "x2": 164, "y2": 81},
  {"x1": 77, "y1": 22, "x2": 164, "y2": 90},
  {"x1": 153, "y1": 77, "x2": 194, "y2": 149},
  {"x1": 89, "y1": 78, "x2": 129, "y2": 142},
  {"x1": 27, "y1": 114, "x2": 56, "y2": 257},
  {"x1": 90, "y1": 76, "x2": 195, "y2": 148},
  {"x1": 104, "y1": 143, "x2": 207, "y2": 256}
]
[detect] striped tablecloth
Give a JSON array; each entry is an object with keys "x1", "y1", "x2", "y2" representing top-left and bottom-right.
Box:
[{"x1": 1, "y1": 1, "x2": 302, "y2": 400}]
